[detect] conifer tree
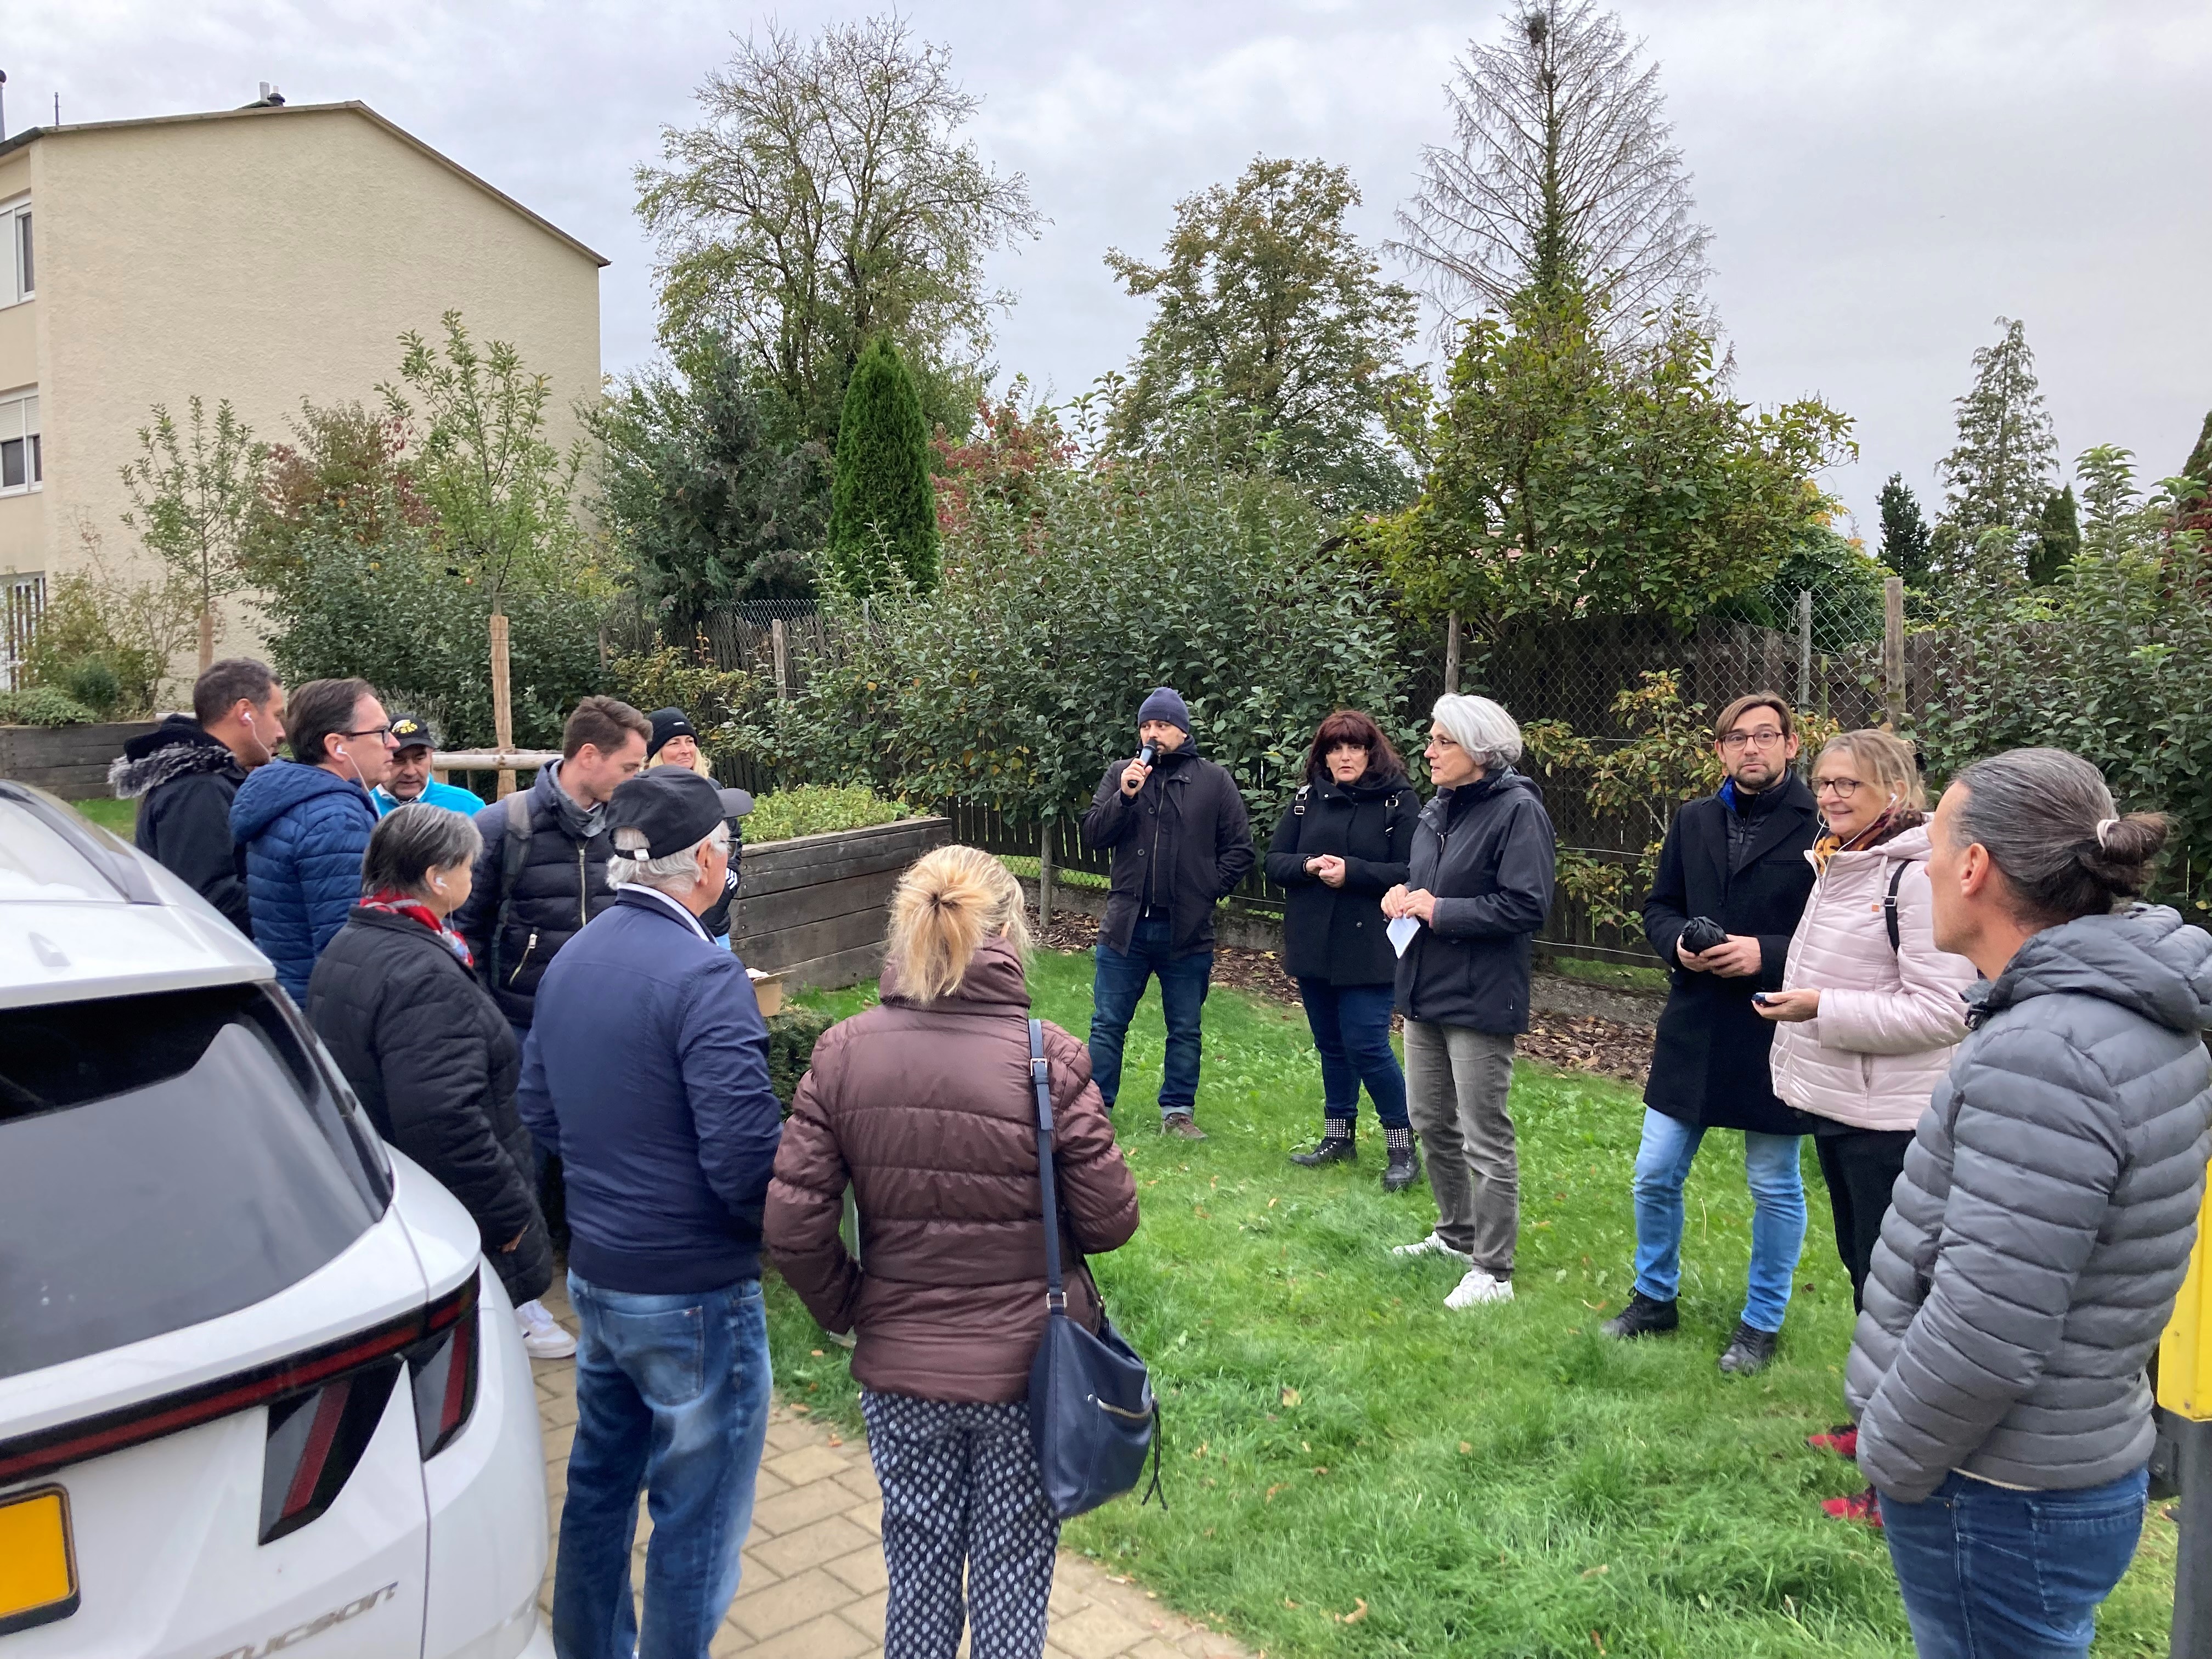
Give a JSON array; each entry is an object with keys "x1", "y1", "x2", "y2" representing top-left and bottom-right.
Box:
[
  {"x1": 2027, "y1": 484, "x2": 2079, "y2": 585},
  {"x1": 827, "y1": 336, "x2": 939, "y2": 594},
  {"x1": 1875, "y1": 472, "x2": 1933, "y2": 588},
  {"x1": 1933, "y1": 316, "x2": 2057, "y2": 577}
]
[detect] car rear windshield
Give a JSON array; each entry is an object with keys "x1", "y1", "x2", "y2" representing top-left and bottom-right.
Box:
[{"x1": 0, "y1": 982, "x2": 391, "y2": 1379}]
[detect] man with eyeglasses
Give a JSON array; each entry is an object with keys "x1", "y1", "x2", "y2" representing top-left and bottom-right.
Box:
[
  {"x1": 229, "y1": 675, "x2": 401, "y2": 1004},
  {"x1": 1600, "y1": 691, "x2": 1820, "y2": 1376}
]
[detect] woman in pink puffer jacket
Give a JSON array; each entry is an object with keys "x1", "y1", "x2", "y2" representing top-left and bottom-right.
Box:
[{"x1": 1756, "y1": 729, "x2": 1978, "y2": 1520}]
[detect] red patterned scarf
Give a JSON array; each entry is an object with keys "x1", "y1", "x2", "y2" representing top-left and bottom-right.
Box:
[{"x1": 358, "y1": 888, "x2": 474, "y2": 968}]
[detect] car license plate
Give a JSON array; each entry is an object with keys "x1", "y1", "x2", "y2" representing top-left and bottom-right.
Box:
[{"x1": 0, "y1": 1485, "x2": 78, "y2": 1634}]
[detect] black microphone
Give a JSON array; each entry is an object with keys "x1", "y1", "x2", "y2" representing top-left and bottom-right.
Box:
[{"x1": 1138, "y1": 742, "x2": 1156, "y2": 768}]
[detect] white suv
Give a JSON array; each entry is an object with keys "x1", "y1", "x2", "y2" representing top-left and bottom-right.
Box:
[{"x1": 0, "y1": 783, "x2": 549, "y2": 1656}]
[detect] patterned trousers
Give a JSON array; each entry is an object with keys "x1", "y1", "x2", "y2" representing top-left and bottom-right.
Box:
[{"x1": 861, "y1": 1391, "x2": 1061, "y2": 1659}]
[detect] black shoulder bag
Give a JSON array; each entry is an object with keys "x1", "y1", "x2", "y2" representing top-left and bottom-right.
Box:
[{"x1": 1025, "y1": 1017, "x2": 1164, "y2": 1519}]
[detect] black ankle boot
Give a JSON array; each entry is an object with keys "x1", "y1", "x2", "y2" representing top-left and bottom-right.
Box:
[
  {"x1": 1290, "y1": 1121, "x2": 1355, "y2": 1167},
  {"x1": 1600, "y1": 1290, "x2": 1680, "y2": 1339},
  {"x1": 1381, "y1": 1126, "x2": 1420, "y2": 1192}
]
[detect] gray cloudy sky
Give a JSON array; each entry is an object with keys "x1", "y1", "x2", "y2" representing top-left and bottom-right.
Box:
[{"x1": 16, "y1": 1, "x2": 2211, "y2": 532}]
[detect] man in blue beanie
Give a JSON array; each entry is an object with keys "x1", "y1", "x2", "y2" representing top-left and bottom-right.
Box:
[{"x1": 1081, "y1": 686, "x2": 1255, "y2": 1138}]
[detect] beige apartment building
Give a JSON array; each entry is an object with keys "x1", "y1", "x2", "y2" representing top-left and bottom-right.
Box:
[{"x1": 0, "y1": 94, "x2": 605, "y2": 685}]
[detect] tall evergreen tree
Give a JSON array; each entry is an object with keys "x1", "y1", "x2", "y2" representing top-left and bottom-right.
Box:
[
  {"x1": 827, "y1": 336, "x2": 939, "y2": 595},
  {"x1": 2183, "y1": 409, "x2": 2212, "y2": 486},
  {"x1": 1934, "y1": 315, "x2": 2057, "y2": 576},
  {"x1": 1875, "y1": 472, "x2": 1933, "y2": 586},
  {"x1": 2028, "y1": 484, "x2": 2079, "y2": 585},
  {"x1": 1390, "y1": 1, "x2": 1709, "y2": 330}
]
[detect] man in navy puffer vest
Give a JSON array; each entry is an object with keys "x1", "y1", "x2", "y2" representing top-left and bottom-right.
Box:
[{"x1": 229, "y1": 676, "x2": 396, "y2": 1003}]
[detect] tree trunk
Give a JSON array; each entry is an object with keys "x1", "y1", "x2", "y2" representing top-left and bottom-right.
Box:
[
  {"x1": 490, "y1": 610, "x2": 516, "y2": 799},
  {"x1": 198, "y1": 606, "x2": 215, "y2": 673}
]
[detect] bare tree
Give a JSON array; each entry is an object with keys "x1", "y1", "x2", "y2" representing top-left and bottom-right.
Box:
[
  {"x1": 1390, "y1": 1, "x2": 1709, "y2": 330},
  {"x1": 637, "y1": 13, "x2": 1042, "y2": 441}
]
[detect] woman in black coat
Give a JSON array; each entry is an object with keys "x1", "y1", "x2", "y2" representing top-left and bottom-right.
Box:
[
  {"x1": 1266, "y1": 710, "x2": 1421, "y2": 1190},
  {"x1": 308, "y1": 804, "x2": 557, "y2": 1340}
]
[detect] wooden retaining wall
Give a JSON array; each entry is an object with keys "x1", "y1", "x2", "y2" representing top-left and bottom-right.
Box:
[
  {"x1": 731, "y1": 816, "x2": 951, "y2": 991},
  {"x1": 0, "y1": 721, "x2": 158, "y2": 800}
]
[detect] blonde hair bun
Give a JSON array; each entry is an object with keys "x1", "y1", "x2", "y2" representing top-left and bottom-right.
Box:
[{"x1": 885, "y1": 844, "x2": 1031, "y2": 1003}]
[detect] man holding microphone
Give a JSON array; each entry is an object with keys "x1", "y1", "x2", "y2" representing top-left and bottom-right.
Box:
[{"x1": 1082, "y1": 687, "x2": 1255, "y2": 1139}]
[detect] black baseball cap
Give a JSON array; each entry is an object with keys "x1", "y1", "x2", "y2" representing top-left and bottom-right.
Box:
[
  {"x1": 647, "y1": 707, "x2": 697, "y2": 760},
  {"x1": 387, "y1": 713, "x2": 438, "y2": 753},
  {"x1": 607, "y1": 768, "x2": 754, "y2": 862}
]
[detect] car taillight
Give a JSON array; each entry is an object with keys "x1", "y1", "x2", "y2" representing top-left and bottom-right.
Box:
[
  {"x1": 407, "y1": 1302, "x2": 479, "y2": 1460},
  {"x1": 258, "y1": 1361, "x2": 400, "y2": 1543}
]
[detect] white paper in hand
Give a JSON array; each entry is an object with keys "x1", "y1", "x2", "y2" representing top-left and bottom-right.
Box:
[{"x1": 1387, "y1": 915, "x2": 1421, "y2": 958}]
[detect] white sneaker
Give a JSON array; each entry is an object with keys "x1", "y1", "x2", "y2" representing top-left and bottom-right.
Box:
[
  {"x1": 516, "y1": 1299, "x2": 577, "y2": 1361},
  {"x1": 1443, "y1": 1267, "x2": 1515, "y2": 1310},
  {"x1": 1390, "y1": 1231, "x2": 1474, "y2": 1262}
]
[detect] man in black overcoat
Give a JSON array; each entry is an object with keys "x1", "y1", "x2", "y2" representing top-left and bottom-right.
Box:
[{"x1": 1601, "y1": 691, "x2": 1818, "y2": 1375}]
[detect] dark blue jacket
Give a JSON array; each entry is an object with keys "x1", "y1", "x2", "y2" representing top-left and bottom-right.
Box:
[
  {"x1": 1394, "y1": 769, "x2": 1556, "y2": 1035},
  {"x1": 230, "y1": 759, "x2": 379, "y2": 1003},
  {"x1": 517, "y1": 888, "x2": 783, "y2": 1293}
]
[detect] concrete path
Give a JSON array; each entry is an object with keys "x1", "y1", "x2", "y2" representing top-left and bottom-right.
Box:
[{"x1": 530, "y1": 1281, "x2": 1248, "y2": 1658}]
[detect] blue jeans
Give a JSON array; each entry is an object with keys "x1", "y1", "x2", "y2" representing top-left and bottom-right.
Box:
[
  {"x1": 1629, "y1": 1108, "x2": 1805, "y2": 1334},
  {"x1": 1880, "y1": 1467, "x2": 2149, "y2": 1657},
  {"x1": 1297, "y1": 979, "x2": 1409, "y2": 1129},
  {"x1": 553, "y1": 1272, "x2": 774, "y2": 1659},
  {"x1": 1089, "y1": 914, "x2": 1212, "y2": 1120}
]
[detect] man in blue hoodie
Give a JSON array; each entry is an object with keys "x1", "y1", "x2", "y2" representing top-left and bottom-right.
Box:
[
  {"x1": 228, "y1": 676, "x2": 396, "y2": 1002},
  {"x1": 519, "y1": 766, "x2": 781, "y2": 1655}
]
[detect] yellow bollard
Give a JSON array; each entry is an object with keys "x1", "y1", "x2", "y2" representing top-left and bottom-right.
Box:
[{"x1": 2165, "y1": 1183, "x2": 2212, "y2": 1657}]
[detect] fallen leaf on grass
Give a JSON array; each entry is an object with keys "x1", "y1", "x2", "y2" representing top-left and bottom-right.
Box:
[
  {"x1": 1312, "y1": 1465, "x2": 1329, "y2": 1476},
  {"x1": 789, "y1": 1404, "x2": 810, "y2": 1415},
  {"x1": 827, "y1": 1435, "x2": 843, "y2": 1447},
  {"x1": 1280, "y1": 1386, "x2": 1301, "y2": 1407},
  {"x1": 1268, "y1": 1195, "x2": 1279, "y2": 1208},
  {"x1": 1581, "y1": 1564, "x2": 1609, "y2": 1579},
  {"x1": 1283, "y1": 1598, "x2": 1299, "y2": 1609},
  {"x1": 1591, "y1": 1632, "x2": 1609, "y2": 1655},
  {"x1": 1265, "y1": 1483, "x2": 1287, "y2": 1502},
  {"x1": 810, "y1": 1348, "x2": 824, "y2": 1357},
  {"x1": 1193, "y1": 1205, "x2": 1211, "y2": 1219},
  {"x1": 1459, "y1": 1441, "x2": 1474, "y2": 1454},
  {"x1": 1339, "y1": 1598, "x2": 1369, "y2": 1625}
]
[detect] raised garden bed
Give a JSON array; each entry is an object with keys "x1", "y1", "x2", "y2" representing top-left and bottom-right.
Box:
[
  {"x1": 0, "y1": 721, "x2": 159, "y2": 800},
  {"x1": 731, "y1": 816, "x2": 951, "y2": 992}
]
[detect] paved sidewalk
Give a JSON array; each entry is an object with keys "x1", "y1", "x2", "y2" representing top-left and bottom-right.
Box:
[{"x1": 529, "y1": 1282, "x2": 1248, "y2": 1658}]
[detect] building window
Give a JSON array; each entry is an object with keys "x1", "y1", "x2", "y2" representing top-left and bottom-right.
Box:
[
  {"x1": 1, "y1": 200, "x2": 27, "y2": 305},
  {"x1": 2, "y1": 572, "x2": 42, "y2": 692},
  {"x1": 0, "y1": 391, "x2": 38, "y2": 494}
]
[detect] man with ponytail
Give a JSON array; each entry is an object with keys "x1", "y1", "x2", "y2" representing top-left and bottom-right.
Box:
[
  {"x1": 518, "y1": 766, "x2": 782, "y2": 1655},
  {"x1": 1845, "y1": 747, "x2": 2212, "y2": 1656},
  {"x1": 768, "y1": 845, "x2": 1138, "y2": 1658}
]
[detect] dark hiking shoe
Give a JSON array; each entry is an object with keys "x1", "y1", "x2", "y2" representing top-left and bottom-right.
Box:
[
  {"x1": 1600, "y1": 1291, "x2": 1679, "y2": 1340},
  {"x1": 1381, "y1": 1126, "x2": 1420, "y2": 1193},
  {"x1": 1807, "y1": 1424, "x2": 1858, "y2": 1460},
  {"x1": 1718, "y1": 1322, "x2": 1779, "y2": 1375},
  {"x1": 1821, "y1": 1487, "x2": 1881, "y2": 1527},
  {"x1": 1290, "y1": 1122, "x2": 1355, "y2": 1167},
  {"x1": 1162, "y1": 1115, "x2": 1209, "y2": 1141}
]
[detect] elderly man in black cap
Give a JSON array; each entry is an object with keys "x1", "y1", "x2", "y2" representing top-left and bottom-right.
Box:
[
  {"x1": 518, "y1": 765, "x2": 782, "y2": 1654},
  {"x1": 370, "y1": 713, "x2": 484, "y2": 817},
  {"x1": 1081, "y1": 685, "x2": 1255, "y2": 1139}
]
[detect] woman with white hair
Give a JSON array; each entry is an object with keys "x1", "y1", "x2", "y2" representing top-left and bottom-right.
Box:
[{"x1": 1382, "y1": 694, "x2": 1556, "y2": 1309}]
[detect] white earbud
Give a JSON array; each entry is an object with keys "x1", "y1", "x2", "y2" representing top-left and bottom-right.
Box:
[{"x1": 431, "y1": 877, "x2": 447, "y2": 893}]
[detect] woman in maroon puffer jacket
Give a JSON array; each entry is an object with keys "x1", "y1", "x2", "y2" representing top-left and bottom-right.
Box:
[{"x1": 766, "y1": 844, "x2": 1139, "y2": 1659}]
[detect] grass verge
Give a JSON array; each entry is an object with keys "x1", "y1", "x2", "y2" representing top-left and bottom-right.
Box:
[
  {"x1": 70, "y1": 796, "x2": 137, "y2": 836},
  {"x1": 769, "y1": 950, "x2": 2174, "y2": 1657}
]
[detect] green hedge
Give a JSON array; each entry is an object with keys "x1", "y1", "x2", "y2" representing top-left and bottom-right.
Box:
[
  {"x1": 746, "y1": 785, "x2": 909, "y2": 845},
  {"x1": 765, "y1": 1004, "x2": 834, "y2": 1107},
  {"x1": 0, "y1": 687, "x2": 98, "y2": 726}
]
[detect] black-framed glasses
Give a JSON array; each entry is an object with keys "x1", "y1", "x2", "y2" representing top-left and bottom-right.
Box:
[
  {"x1": 1719, "y1": 728, "x2": 1787, "y2": 752},
  {"x1": 1814, "y1": 777, "x2": 1867, "y2": 798},
  {"x1": 339, "y1": 725, "x2": 395, "y2": 742}
]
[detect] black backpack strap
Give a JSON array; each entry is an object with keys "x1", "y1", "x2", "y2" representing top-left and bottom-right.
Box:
[
  {"x1": 1884, "y1": 861, "x2": 1907, "y2": 953},
  {"x1": 1031, "y1": 1018, "x2": 1066, "y2": 1314}
]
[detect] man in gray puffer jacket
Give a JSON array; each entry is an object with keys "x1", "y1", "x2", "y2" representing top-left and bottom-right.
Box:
[{"x1": 1845, "y1": 747, "x2": 2212, "y2": 1658}]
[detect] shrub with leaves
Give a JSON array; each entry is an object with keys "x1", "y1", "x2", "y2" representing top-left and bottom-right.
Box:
[
  {"x1": 744, "y1": 785, "x2": 911, "y2": 844},
  {"x1": 0, "y1": 687, "x2": 99, "y2": 726},
  {"x1": 757, "y1": 410, "x2": 1407, "y2": 823},
  {"x1": 606, "y1": 642, "x2": 761, "y2": 755}
]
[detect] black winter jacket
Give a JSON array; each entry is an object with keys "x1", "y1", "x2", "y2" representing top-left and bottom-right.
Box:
[
  {"x1": 1394, "y1": 770, "x2": 1555, "y2": 1034},
  {"x1": 1643, "y1": 776, "x2": 1820, "y2": 1135},
  {"x1": 1265, "y1": 771, "x2": 1417, "y2": 985},
  {"x1": 308, "y1": 907, "x2": 552, "y2": 1306},
  {"x1": 1847, "y1": 906, "x2": 2212, "y2": 1500},
  {"x1": 450, "y1": 761, "x2": 618, "y2": 1026},
  {"x1": 109, "y1": 718, "x2": 250, "y2": 933},
  {"x1": 1082, "y1": 745, "x2": 1255, "y2": 958}
]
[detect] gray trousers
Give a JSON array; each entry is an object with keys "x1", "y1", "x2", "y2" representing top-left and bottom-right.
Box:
[{"x1": 1402, "y1": 1019, "x2": 1519, "y2": 1277}]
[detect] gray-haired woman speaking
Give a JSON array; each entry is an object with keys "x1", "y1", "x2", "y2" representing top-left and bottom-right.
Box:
[
  {"x1": 308, "y1": 803, "x2": 556, "y2": 1329},
  {"x1": 1382, "y1": 695, "x2": 1556, "y2": 1310},
  {"x1": 1847, "y1": 748, "x2": 2212, "y2": 1657}
]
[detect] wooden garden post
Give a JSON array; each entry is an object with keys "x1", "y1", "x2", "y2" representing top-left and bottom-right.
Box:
[
  {"x1": 1444, "y1": 611, "x2": 1462, "y2": 695},
  {"x1": 1882, "y1": 577, "x2": 1905, "y2": 732},
  {"x1": 1039, "y1": 818, "x2": 1056, "y2": 930},
  {"x1": 490, "y1": 611, "x2": 516, "y2": 799}
]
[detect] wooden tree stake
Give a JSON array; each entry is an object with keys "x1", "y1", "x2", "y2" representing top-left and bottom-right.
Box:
[
  {"x1": 1444, "y1": 611, "x2": 1462, "y2": 695},
  {"x1": 1882, "y1": 577, "x2": 1906, "y2": 732},
  {"x1": 490, "y1": 610, "x2": 516, "y2": 798}
]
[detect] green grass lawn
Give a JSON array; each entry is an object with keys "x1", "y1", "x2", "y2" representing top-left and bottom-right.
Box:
[
  {"x1": 770, "y1": 950, "x2": 2176, "y2": 1657},
  {"x1": 69, "y1": 796, "x2": 137, "y2": 836}
]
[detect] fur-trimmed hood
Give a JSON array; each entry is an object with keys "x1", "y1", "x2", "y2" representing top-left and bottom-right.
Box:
[{"x1": 109, "y1": 718, "x2": 244, "y2": 799}]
